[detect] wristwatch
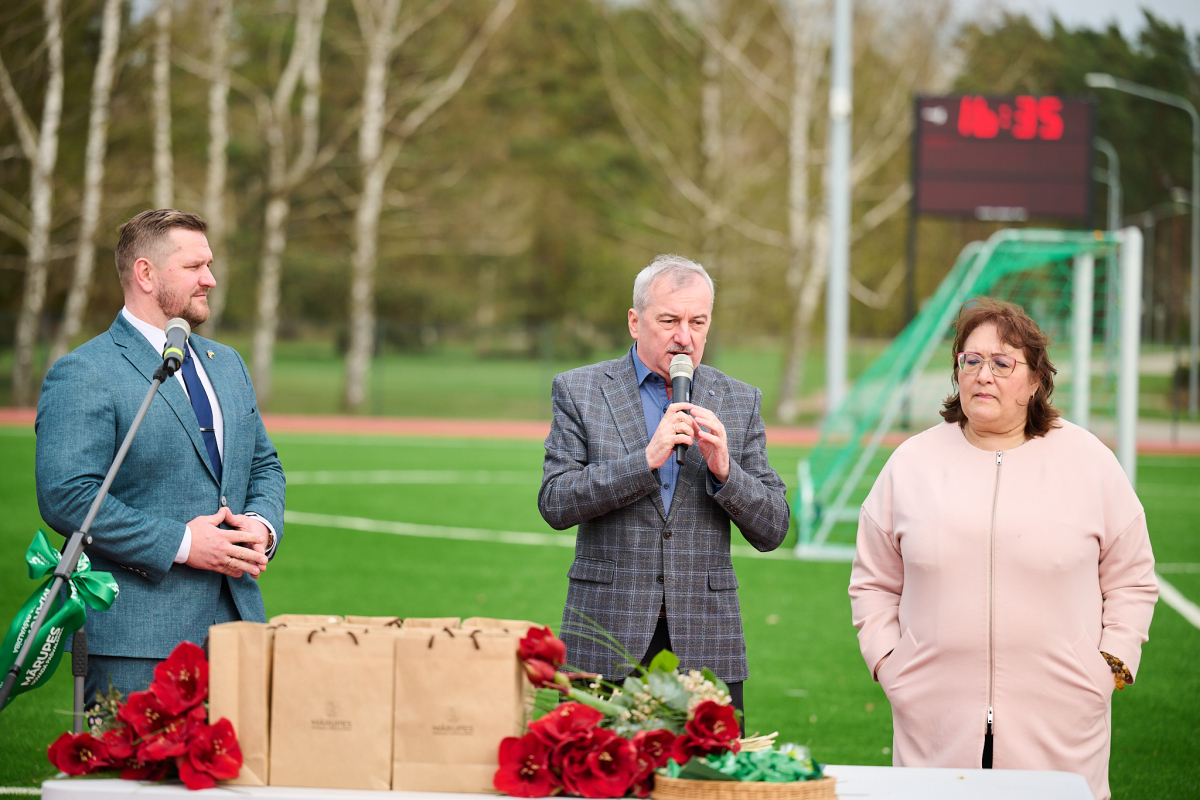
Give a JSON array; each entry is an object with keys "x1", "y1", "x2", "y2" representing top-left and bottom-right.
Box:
[{"x1": 266, "y1": 530, "x2": 275, "y2": 553}]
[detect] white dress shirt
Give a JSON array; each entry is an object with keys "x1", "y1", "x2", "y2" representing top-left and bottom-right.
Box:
[{"x1": 121, "y1": 307, "x2": 276, "y2": 564}]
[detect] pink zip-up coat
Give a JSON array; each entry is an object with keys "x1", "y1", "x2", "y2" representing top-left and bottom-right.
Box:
[{"x1": 849, "y1": 420, "x2": 1157, "y2": 800}]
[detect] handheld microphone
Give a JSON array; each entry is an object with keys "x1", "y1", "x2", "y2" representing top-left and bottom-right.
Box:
[
  {"x1": 161, "y1": 318, "x2": 191, "y2": 377},
  {"x1": 669, "y1": 354, "x2": 694, "y2": 465}
]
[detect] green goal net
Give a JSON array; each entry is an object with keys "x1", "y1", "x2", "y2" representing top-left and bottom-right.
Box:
[{"x1": 795, "y1": 227, "x2": 1138, "y2": 559}]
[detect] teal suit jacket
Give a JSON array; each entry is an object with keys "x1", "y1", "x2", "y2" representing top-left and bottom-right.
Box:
[{"x1": 35, "y1": 313, "x2": 285, "y2": 659}]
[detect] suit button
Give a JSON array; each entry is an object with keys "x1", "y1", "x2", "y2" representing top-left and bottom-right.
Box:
[
  {"x1": 656, "y1": 575, "x2": 664, "y2": 584},
  {"x1": 220, "y1": 496, "x2": 228, "y2": 507},
  {"x1": 663, "y1": 530, "x2": 672, "y2": 539}
]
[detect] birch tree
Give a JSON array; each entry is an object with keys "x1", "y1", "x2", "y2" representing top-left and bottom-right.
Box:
[
  {"x1": 249, "y1": 0, "x2": 330, "y2": 404},
  {"x1": 342, "y1": 0, "x2": 519, "y2": 411},
  {"x1": 48, "y1": 0, "x2": 123, "y2": 367},
  {"x1": 1, "y1": 0, "x2": 64, "y2": 406},
  {"x1": 153, "y1": 0, "x2": 173, "y2": 208},
  {"x1": 202, "y1": 0, "x2": 233, "y2": 334}
]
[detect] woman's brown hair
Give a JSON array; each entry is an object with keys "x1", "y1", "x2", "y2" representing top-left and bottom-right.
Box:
[{"x1": 940, "y1": 297, "x2": 1062, "y2": 438}]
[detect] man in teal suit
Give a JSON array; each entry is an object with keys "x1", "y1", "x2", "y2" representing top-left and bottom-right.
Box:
[{"x1": 35, "y1": 209, "x2": 285, "y2": 702}]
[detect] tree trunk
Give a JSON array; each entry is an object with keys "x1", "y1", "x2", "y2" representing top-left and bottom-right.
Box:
[
  {"x1": 249, "y1": 0, "x2": 328, "y2": 406},
  {"x1": 343, "y1": 0, "x2": 399, "y2": 412},
  {"x1": 11, "y1": 0, "x2": 65, "y2": 407},
  {"x1": 698, "y1": 31, "x2": 724, "y2": 273},
  {"x1": 203, "y1": 0, "x2": 233, "y2": 335},
  {"x1": 251, "y1": 194, "x2": 289, "y2": 403},
  {"x1": 153, "y1": 0, "x2": 174, "y2": 209},
  {"x1": 48, "y1": 0, "x2": 122, "y2": 368},
  {"x1": 344, "y1": 151, "x2": 393, "y2": 411},
  {"x1": 776, "y1": 1, "x2": 826, "y2": 423},
  {"x1": 342, "y1": 0, "x2": 517, "y2": 411}
]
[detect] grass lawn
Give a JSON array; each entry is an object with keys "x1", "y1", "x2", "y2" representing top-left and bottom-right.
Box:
[{"x1": 0, "y1": 428, "x2": 1196, "y2": 798}]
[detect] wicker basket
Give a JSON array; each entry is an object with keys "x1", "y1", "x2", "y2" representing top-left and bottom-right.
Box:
[{"x1": 651, "y1": 774, "x2": 837, "y2": 800}]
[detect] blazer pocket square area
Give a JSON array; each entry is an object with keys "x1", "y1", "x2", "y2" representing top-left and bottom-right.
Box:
[{"x1": 567, "y1": 556, "x2": 616, "y2": 584}]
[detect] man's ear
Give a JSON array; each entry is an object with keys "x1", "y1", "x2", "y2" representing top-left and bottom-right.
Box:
[
  {"x1": 132, "y1": 256, "x2": 156, "y2": 294},
  {"x1": 628, "y1": 308, "x2": 639, "y2": 340}
]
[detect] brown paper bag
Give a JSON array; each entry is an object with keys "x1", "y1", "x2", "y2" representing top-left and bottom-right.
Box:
[
  {"x1": 345, "y1": 615, "x2": 403, "y2": 627},
  {"x1": 461, "y1": 617, "x2": 540, "y2": 634},
  {"x1": 269, "y1": 626, "x2": 395, "y2": 790},
  {"x1": 268, "y1": 614, "x2": 344, "y2": 626},
  {"x1": 392, "y1": 628, "x2": 524, "y2": 793},
  {"x1": 207, "y1": 622, "x2": 274, "y2": 786},
  {"x1": 401, "y1": 617, "x2": 461, "y2": 629}
]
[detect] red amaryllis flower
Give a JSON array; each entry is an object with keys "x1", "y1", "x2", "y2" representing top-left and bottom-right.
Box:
[
  {"x1": 47, "y1": 731, "x2": 111, "y2": 775},
  {"x1": 177, "y1": 718, "x2": 242, "y2": 790},
  {"x1": 100, "y1": 724, "x2": 137, "y2": 763},
  {"x1": 556, "y1": 728, "x2": 639, "y2": 799},
  {"x1": 150, "y1": 641, "x2": 208, "y2": 715},
  {"x1": 119, "y1": 689, "x2": 173, "y2": 738},
  {"x1": 120, "y1": 762, "x2": 172, "y2": 782},
  {"x1": 518, "y1": 627, "x2": 567, "y2": 666},
  {"x1": 670, "y1": 734, "x2": 709, "y2": 764},
  {"x1": 523, "y1": 657, "x2": 562, "y2": 691},
  {"x1": 631, "y1": 728, "x2": 677, "y2": 795},
  {"x1": 684, "y1": 701, "x2": 740, "y2": 752},
  {"x1": 494, "y1": 733, "x2": 559, "y2": 797},
  {"x1": 528, "y1": 702, "x2": 603, "y2": 747},
  {"x1": 139, "y1": 705, "x2": 206, "y2": 762}
]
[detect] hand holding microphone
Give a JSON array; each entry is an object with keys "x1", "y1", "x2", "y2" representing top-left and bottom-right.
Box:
[{"x1": 669, "y1": 354, "x2": 694, "y2": 465}]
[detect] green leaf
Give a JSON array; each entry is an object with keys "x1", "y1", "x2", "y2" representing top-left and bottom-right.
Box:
[
  {"x1": 646, "y1": 648, "x2": 679, "y2": 674},
  {"x1": 676, "y1": 758, "x2": 740, "y2": 781},
  {"x1": 531, "y1": 688, "x2": 560, "y2": 721}
]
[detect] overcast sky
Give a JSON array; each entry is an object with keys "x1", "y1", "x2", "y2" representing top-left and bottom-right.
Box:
[{"x1": 952, "y1": 0, "x2": 1200, "y2": 40}]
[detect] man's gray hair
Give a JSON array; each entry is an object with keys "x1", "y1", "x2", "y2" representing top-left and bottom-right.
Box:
[{"x1": 632, "y1": 254, "x2": 715, "y2": 313}]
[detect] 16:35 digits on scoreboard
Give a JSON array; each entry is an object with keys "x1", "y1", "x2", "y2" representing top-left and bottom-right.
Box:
[{"x1": 957, "y1": 95, "x2": 1064, "y2": 141}]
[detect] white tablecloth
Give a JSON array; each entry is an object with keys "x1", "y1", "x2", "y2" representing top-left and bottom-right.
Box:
[{"x1": 42, "y1": 766, "x2": 1093, "y2": 800}]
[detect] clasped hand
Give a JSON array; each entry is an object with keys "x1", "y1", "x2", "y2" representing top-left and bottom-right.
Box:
[
  {"x1": 185, "y1": 506, "x2": 270, "y2": 579},
  {"x1": 645, "y1": 402, "x2": 730, "y2": 483}
]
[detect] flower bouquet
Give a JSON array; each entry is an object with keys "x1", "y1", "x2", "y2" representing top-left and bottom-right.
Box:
[
  {"x1": 46, "y1": 641, "x2": 242, "y2": 790},
  {"x1": 494, "y1": 626, "x2": 833, "y2": 799}
]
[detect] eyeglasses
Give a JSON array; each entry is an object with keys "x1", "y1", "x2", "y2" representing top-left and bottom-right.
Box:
[{"x1": 957, "y1": 352, "x2": 1026, "y2": 377}]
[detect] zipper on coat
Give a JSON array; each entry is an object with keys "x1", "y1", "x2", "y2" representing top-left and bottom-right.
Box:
[{"x1": 984, "y1": 450, "x2": 1003, "y2": 768}]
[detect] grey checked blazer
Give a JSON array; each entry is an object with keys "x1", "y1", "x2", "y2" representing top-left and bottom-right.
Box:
[
  {"x1": 35, "y1": 313, "x2": 285, "y2": 660},
  {"x1": 539, "y1": 353, "x2": 789, "y2": 682}
]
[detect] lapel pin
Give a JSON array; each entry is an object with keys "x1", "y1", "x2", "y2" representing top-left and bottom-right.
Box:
[{"x1": 206, "y1": 350, "x2": 214, "y2": 360}]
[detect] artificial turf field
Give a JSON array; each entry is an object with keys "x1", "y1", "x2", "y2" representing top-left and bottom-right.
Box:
[{"x1": 0, "y1": 426, "x2": 1197, "y2": 798}]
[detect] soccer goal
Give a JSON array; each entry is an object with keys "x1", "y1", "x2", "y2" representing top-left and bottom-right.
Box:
[{"x1": 794, "y1": 226, "x2": 1144, "y2": 560}]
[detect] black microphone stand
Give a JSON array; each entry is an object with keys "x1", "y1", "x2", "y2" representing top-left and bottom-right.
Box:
[{"x1": 0, "y1": 360, "x2": 181, "y2": 721}]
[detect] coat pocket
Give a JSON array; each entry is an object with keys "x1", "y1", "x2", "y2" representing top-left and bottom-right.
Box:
[
  {"x1": 878, "y1": 627, "x2": 918, "y2": 695},
  {"x1": 567, "y1": 556, "x2": 615, "y2": 584},
  {"x1": 707, "y1": 567, "x2": 739, "y2": 591},
  {"x1": 1070, "y1": 632, "x2": 1116, "y2": 699}
]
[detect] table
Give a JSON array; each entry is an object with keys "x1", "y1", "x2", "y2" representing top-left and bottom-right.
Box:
[{"x1": 42, "y1": 765, "x2": 1093, "y2": 800}]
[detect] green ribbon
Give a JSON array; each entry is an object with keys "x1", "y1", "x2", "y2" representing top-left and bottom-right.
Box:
[{"x1": 0, "y1": 530, "x2": 119, "y2": 708}]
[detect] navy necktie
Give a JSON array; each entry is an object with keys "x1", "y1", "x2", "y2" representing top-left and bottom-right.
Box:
[{"x1": 180, "y1": 347, "x2": 222, "y2": 483}]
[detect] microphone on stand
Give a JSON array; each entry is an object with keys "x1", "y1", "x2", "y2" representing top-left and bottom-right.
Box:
[
  {"x1": 160, "y1": 318, "x2": 191, "y2": 377},
  {"x1": 669, "y1": 354, "x2": 694, "y2": 466}
]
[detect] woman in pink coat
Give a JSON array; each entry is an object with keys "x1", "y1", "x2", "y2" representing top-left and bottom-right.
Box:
[{"x1": 849, "y1": 298, "x2": 1157, "y2": 800}]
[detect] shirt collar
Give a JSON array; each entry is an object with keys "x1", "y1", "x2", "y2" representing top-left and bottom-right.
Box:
[
  {"x1": 121, "y1": 306, "x2": 170, "y2": 356},
  {"x1": 630, "y1": 344, "x2": 660, "y2": 387}
]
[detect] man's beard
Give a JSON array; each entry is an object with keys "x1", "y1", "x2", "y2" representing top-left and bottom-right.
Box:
[{"x1": 156, "y1": 285, "x2": 210, "y2": 328}]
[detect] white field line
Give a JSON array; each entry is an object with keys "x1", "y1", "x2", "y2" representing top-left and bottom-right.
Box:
[
  {"x1": 284, "y1": 511, "x2": 789, "y2": 559},
  {"x1": 286, "y1": 469, "x2": 536, "y2": 485},
  {"x1": 0, "y1": 789, "x2": 41, "y2": 795},
  {"x1": 1155, "y1": 573, "x2": 1200, "y2": 629},
  {"x1": 1155, "y1": 563, "x2": 1200, "y2": 573}
]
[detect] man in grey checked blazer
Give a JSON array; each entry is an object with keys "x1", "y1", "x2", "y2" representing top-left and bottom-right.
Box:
[
  {"x1": 539, "y1": 255, "x2": 789, "y2": 719},
  {"x1": 36, "y1": 209, "x2": 285, "y2": 702}
]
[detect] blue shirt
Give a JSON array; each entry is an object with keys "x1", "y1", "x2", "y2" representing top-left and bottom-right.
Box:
[{"x1": 631, "y1": 345, "x2": 682, "y2": 511}]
